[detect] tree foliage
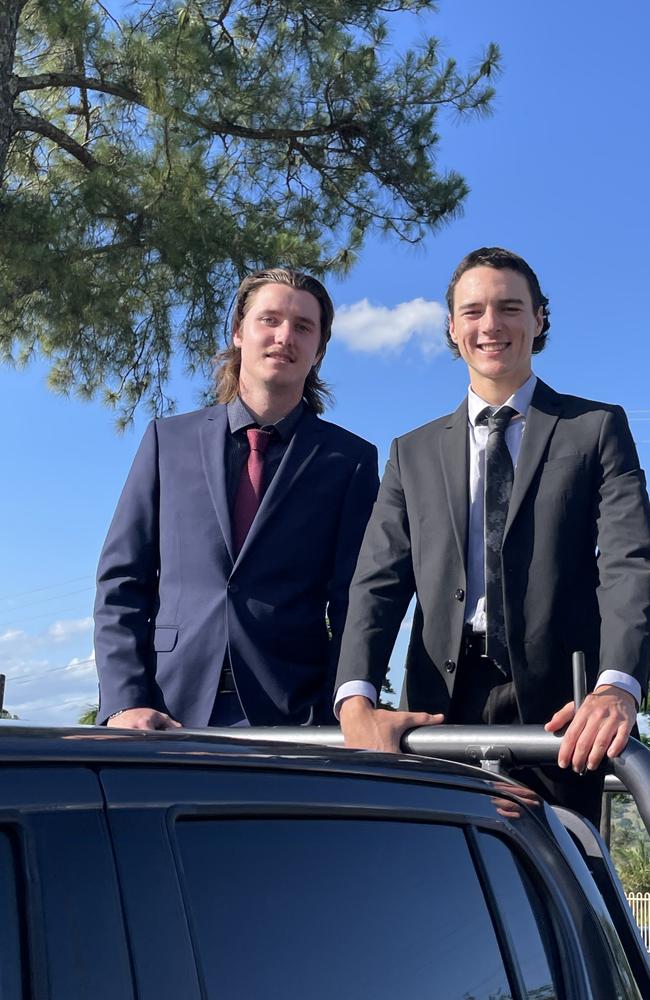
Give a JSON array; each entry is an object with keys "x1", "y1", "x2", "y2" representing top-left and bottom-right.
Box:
[
  {"x1": 611, "y1": 825, "x2": 650, "y2": 894},
  {"x1": 78, "y1": 703, "x2": 99, "y2": 724},
  {"x1": 1, "y1": 0, "x2": 500, "y2": 423},
  {"x1": 610, "y1": 776, "x2": 650, "y2": 893}
]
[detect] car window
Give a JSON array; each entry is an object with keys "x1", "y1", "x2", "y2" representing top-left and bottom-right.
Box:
[
  {"x1": 0, "y1": 830, "x2": 25, "y2": 1000},
  {"x1": 476, "y1": 832, "x2": 560, "y2": 999},
  {"x1": 175, "y1": 818, "x2": 516, "y2": 1000}
]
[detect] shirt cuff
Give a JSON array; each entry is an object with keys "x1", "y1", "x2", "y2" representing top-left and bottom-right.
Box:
[
  {"x1": 334, "y1": 681, "x2": 378, "y2": 720},
  {"x1": 595, "y1": 671, "x2": 641, "y2": 707}
]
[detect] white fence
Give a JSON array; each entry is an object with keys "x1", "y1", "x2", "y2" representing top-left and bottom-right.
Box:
[{"x1": 626, "y1": 892, "x2": 650, "y2": 949}]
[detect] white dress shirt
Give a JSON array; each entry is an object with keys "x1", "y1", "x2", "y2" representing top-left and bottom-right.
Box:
[{"x1": 335, "y1": 373, "x2": 639, "y2": 715}]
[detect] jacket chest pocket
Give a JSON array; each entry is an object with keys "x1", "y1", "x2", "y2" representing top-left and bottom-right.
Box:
[{"x1": 537, "y1": 453, "x2": 586, "y2": 490}]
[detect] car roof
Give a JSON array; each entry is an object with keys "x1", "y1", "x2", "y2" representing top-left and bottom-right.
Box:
[{"x1": 0, "y1": 722, "x2": 536, "y2": 797}]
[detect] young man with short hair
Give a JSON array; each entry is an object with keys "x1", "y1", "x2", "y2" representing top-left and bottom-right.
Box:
[{"x1": 335, "y1": 247, "x2": 650, "y2": 822}]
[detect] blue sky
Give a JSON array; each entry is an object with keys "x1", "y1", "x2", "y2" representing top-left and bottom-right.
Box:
[{"x1": 1, "y1": 1, "x2": 649, "y2": 722}]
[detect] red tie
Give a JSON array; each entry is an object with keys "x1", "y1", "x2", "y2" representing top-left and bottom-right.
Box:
[{"x1": 232, "y1": 428, "x2": 272, "y2": 555}]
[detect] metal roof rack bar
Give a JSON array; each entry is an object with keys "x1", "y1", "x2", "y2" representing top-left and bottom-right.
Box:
[{"x1": 202, "y1": 724, "x2": 650, "y2": 836}]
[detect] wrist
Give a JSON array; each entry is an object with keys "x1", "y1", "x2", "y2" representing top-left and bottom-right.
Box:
[
  {"x1": 594, "y1": 684, "x2": 638, "y2": 710},
  {"x1": 340, "y1": 695, "x2": 375, "y2": 723}
]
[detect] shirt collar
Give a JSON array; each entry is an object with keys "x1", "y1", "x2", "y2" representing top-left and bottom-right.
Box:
[
  {"x1": 467, "y1": 373, "x2": 537, "y2": 428},
  {"x1": 227, "y1": 395, "x2": 305, "y2": 442}
]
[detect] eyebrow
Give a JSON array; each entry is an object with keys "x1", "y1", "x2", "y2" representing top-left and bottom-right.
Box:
[{"x1": 458, "y1": 297, "x2": 526, "y2": 309}]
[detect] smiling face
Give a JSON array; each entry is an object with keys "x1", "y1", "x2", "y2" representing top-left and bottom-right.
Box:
[
  {"x1": 233, "y1": 282, "x2": 323, "y2": 401},
  {"x1": 448, "y1": 266, "x2": 544, "y2": 401}
]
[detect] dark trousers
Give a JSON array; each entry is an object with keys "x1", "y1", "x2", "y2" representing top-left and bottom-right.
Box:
[
  {"x1": 447, "y1": 631, "x2": 604, "y2": 826},
  {"x1": 208, "y1": 661, "x2": 247, "y2": 726}
]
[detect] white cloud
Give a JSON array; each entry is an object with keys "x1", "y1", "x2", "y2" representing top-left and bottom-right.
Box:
[
  {"x1": 0, "y1": 620, "x2": 98, "y2": 724},
  {"x1": 0, "y1": 629, "x2": 26, "y2": 643},
  {"x1": 65, "y1": 650, "x2": 96, "y2": 676},
  {"x1": 47, "y1": 616, "x2": 93, "y2": 641},
  {"x1": 3, "y1": 648, "x2": 98, "y2": 724},
  {"x1": 333, "y1": 297, "x2": 447, "y2": 355}
]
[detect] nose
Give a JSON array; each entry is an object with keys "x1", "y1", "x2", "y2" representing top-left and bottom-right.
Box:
[
  {"x1": 274, "y1": 320, "x2": 294, "y2": 344},
  {"x1": 480, "y1": 306, "x2": 500, "y2": 335}
]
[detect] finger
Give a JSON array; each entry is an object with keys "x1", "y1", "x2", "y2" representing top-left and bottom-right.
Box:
[
  {"x1": 567, "y1": 723, "x2": 598, "y2": 772},
  {"x1": 545, "y1": 701, "x2": 575, "y2": 732},
  {"x1": 586, "y1": 735, "x2": 613, "y2": 772},
  {"x1": 605, "y1": 722, "x2": 633, "y2": 761},
  {"x1": 572, "y1": 716, "x2": 616, "y2": 772},
  {"x1": 408, "y1": 712, "x2": 444, "y2": 726},
  {"x1": 558, "y1": 714, "x2": 588, "y2": 769},
  {"x1": 155, "y1": 714, "x2": 181, "y2": 730}
]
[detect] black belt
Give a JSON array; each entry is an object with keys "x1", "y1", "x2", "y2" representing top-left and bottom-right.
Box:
[
  {"x1": 218, "y1": 663, "x2": 237, "y2": 694},
  {"x1": 462, "y1": 626, "x2": 488, "y2": 657}
]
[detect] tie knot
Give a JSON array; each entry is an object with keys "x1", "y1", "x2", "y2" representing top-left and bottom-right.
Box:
[
  {"x1": 477, "y1": 405, "x2": 517, "y2": 432},
  {"x1": 246, "y1": 427, "x2": 272, "y2": 454}
]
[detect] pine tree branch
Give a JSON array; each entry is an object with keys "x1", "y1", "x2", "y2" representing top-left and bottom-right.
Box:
[
  {"x1": 12, "y1": 72, "x2": 360, "y2": 142},
  {"x1": 13, "y1": 110, "x2": 99, "y2": 170},
  {"x1": 12, "y1": 71, "x2": 142, "y2": 103}
]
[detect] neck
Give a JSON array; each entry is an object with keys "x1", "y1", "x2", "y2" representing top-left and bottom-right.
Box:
[
  {"x1": 237, "y1": 382, "x2": 302, "y2": 425},
  {"x1": 470, "y1": 371, "x2": 531, "y2": 406}
]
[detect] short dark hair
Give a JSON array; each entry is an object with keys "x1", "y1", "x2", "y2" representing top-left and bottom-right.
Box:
[
  {"x1": 214, "y1": 267, "x2": 334, "y2": 413},
  {"x1": 445, "y1": 247, "x2": 550, "y2": 357}
]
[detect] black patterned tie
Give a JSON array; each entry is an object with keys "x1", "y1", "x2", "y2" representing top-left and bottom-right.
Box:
[{"x1": 479, "y1": 405, "x2": 517, "y2": 676}]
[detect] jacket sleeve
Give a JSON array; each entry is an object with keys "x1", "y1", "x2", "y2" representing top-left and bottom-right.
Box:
[
  {"x1": 313, "y1": 442, "x2": 379, "y2": 723},
  {"x1": 94, "y1": 421, "x2": 161, "y2": 723},
  {"x1": 333, "y1": 437, "x2": 417, "y2": 699},
  {"x1": 594, "y1": 406, "x2": 650, "y2": 695}
]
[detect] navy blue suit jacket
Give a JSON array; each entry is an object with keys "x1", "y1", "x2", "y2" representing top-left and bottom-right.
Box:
[{"x1": 94, "y1": 404, "x2": 379, "y2": 726}]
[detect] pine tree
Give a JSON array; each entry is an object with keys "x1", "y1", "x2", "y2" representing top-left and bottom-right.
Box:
[{"x1": 1, "y1": 1, "x2": 500, "y2": 423}]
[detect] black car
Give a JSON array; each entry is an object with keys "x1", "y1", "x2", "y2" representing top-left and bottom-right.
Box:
[{"x1": 0, "y1": 722, "x2": 648, "y2": 999}]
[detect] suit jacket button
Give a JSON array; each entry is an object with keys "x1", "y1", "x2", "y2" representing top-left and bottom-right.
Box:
[
  {"x1": 228, "y1": 582, "x2": 239, "y2": 594},
  {"x1": 444, "y1": 659, "x2": 456, "y2": 674},
  {"x1": 454, "y1": 588, "x2": 465, "y2": 601}
]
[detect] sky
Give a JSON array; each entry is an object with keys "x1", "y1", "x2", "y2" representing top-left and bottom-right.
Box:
[{"x1": 1, "y1": 0, "x2": 649, "y2": 724}]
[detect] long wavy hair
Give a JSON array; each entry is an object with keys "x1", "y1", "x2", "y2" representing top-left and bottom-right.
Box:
[{"x1": 214, "y1": 268, "x2": 334, "y2": 414}]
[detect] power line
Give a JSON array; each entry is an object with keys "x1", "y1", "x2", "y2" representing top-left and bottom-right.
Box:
[
  {"x1": 0, "y1": 575, "x2": 94, "y2": 604},
  {"x1": 0, "y1": 586, "x2": 93, "y2": 616},
  {"x1": 0, "y1": 607, "x2": 93, "y2": 631},
  {"x1": 6, "y1": 657, "x2": 96, "y2": 687}
]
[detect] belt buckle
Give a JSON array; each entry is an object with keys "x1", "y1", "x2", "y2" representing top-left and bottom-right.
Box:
[{"x1": 464, "y1": 628, "x2": 487, "y2": 657}]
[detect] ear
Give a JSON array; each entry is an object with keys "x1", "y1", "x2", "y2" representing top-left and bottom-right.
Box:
[
  {"x1": 448, "y1": 315, "x2": 458, "y2": 343},
  {"x1": 533, "y1": 306, "x2": 544, "y2": 339},
  {"x1": 233, "y1": 324, "x2": 243, "y2": 349}
]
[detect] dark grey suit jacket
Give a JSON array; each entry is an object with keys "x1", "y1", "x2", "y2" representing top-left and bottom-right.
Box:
[
  {"x1": 336, "y1": 380, "x2": 650, "y2": 723},
  {"x1": 95, "y1": 404, "x2": 378, "y2": 727}
]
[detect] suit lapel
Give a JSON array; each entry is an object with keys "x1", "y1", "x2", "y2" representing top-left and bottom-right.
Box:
[
  {"x1": 439, "y1": 398, "x2": 469, "y2": 566},
  {"x1": 199, "y1": 405, "x2": 235, "y2": 564},
  {"x1": 504, "y1": 379, "x2": 561, "y2": 539},
  {"x1": 235, "y1": 410, "x2": 324, "y2": 563}
]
